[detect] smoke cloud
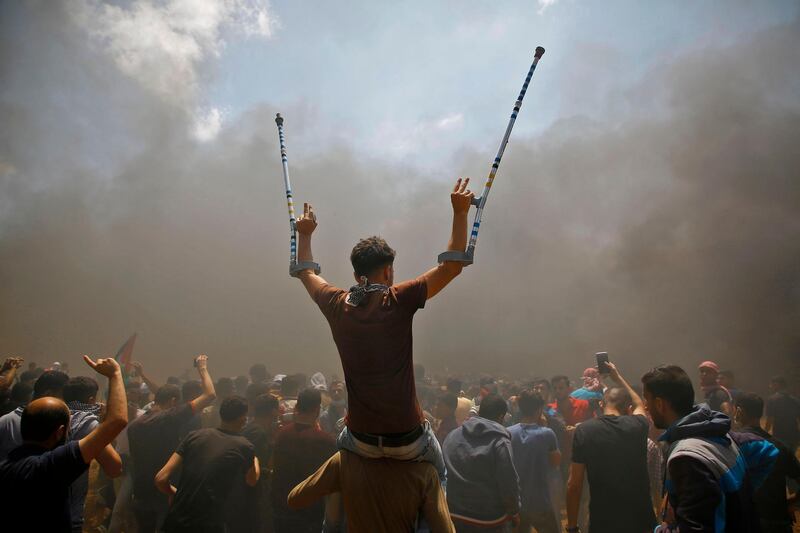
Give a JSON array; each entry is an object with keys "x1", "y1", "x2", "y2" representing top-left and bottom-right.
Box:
[{"x1": 1, "y1": 3, "x2": 798, "y2": 391}]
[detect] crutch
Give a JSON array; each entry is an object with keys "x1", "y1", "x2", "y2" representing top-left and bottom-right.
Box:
[
  {"x1": 275, "y1": 113, "x2": 321, "y2": 277},
  {"x1": 438, "y1": 46, "x2": 545, "y2": 266}
]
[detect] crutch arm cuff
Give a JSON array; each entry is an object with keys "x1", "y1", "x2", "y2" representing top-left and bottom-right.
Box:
[
  {"x1": 437, "y1": 251, "x2": 474, "y2": 266},
  {"x1": 290, "y1": 261, "x2": 321, "y2": 277}
]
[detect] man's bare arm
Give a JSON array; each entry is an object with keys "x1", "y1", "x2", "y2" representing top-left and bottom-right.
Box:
[
  {"x1": 78, "y1": 356, "x2": 128, "y2": 464},
  {"x1": 421, "y1": 178, "x2": 473, "y2": 300},
  {"x1": 189, "y1": 355, "x2": 216, "y2": 413},
  {"x1": 0, "y1": 357, "x2": 23, "y2": 392},
  {"x1": 566, "y1": 462, "x2": 586, "y2": 529},
  {"x1": 131, "y1": 361, "x2": 160, "y2": 394},
  {"x1": 295, "y1": 202, "x2": 329, "y2": 299},
  {"x1": 155, "y1": 452, "x2": 182, "y2": 498},
  {"x1": 96, "y1": 445, "x2": 123, "y2": 478},
  {"x1": 245, "y1": 457, "x2": 260, "y2": 487}
]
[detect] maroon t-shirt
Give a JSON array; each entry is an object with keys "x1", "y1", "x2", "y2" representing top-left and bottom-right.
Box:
[{"x1": 314, "y1": 278, "x2": 427, "y2": 434}]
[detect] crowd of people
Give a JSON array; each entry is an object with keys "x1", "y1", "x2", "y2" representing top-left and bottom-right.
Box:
[{"x1": 0, "y1": 181, "x2": 798, "y2": 532}]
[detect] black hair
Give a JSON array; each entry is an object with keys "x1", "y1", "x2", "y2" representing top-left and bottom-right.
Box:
[
  {"x1": 479, "y1": 393, "x2": 508, "y2": 422},
  {"x1": 550, "y1": 375, "x2": 570, "y2": 388},
  {"x1": 296, "y1": 388, "x2": 322, "y2": 414},
  {"x1": 11, "y1": 382, "x2": 33, "y2": 404},
  {"x1": 181, "y1": 380, "x2": 202, "y2": 402},
  {"x1": 437, "y1": 392, "x2": 458, "y2": 411},
  {"x1": 249, "y1": 364, "x2": 269, "y2": 383},
  {"x1": 63, "y1": 376, "x2": 99, "y2": 404},
  {"x1": 219, "y1": 395, "x2": 248, "y2": 422},
  {"x1": 19, "y1": 370, "x2": 39, "y2": 384},
  {"x1": 246, "y1": 382, "x2": 270, "y2": 403},
  {"x1": 252, "y1": 394, "x2": 280, "y2": 418},
  {"x1": 517, "y1": 390, "x2": 545, "y2": 417},
  {"x1": 350, "y1": 236, "x2": 396, "y2": 277},
  {"x1": 154, "y1": 384, "x2": 181, "y2": 406},
  {"x1": 641, "y1": 365, "x2": 695, "y2": 416},
  {"x1": 215, "y1": 377, "x2": 235, "y2": 398},
  {"x1": 446, "y1": 378, "x2": 462, "y2": 394},
  {"x1": 280, "y1": 374, "x2": 302, "y2": 397},
  {"x1": 32, "y1": 370, "x2": 69, "y2": 400},
  {"x1": 603, "y1": 387, "x2": 632, "y2": 412},
  {"x1": 735, "y1": 392, "x2": 764, "y2": 420},
  {"x1": 166, "y1": 376, "x2": 181, "y2": 385},
  {"x1": 20, "y1": 401, "x2": 69, "y2": 442}
]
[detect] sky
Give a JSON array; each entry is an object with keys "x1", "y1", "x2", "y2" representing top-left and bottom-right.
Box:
[{"x1": 1, "y1": 0, "x2": 799, "y2": 390}]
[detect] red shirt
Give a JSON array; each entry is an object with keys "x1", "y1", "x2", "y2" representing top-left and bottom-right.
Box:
[
  {"x1": 548, "y1": 397, "x2": 592, "y2": 426},
  {"x1": 314, "y1": 279, "x2": 427, "y2": 434}
]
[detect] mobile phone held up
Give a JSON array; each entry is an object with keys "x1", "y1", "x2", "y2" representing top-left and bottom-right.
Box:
[{"x1": 595, "y1": 352, "x2": 610, "y2": 374}]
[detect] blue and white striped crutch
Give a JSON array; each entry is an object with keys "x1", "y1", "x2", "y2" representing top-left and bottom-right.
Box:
[
  {"x1": 438, "y1": 46, "x2": 545, "y2": 265},
  {"x1": 275, "y1": 113, "x2": 321, "y2": 277}
]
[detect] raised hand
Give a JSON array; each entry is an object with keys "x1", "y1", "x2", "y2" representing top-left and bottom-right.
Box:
[
  {"x1": 296, "y1": 203, "x2": 317, "y2": 236},
  {"x1": 83, "y1": 355, "x2": 121, "y2": 377},
  {"x1": 194, "y1": 354, "x2": 209, "y2": 371},
  {"x1": 1, "y1": 357, "x2": 23, "y2": 371},
  {"x1": 132, "y1": 361, "x2": 144, "y2": 375},
  {"x1": 451, "y1": 177, "x2": 474, "y2": 215}
]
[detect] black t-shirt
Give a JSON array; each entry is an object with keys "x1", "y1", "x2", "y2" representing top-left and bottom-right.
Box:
[
  {"x1": 128, "y1": 403, "x2": 196, "y2": 503},
  {"x1": 0, "y1": 440, "x2": 89, "y2": 532},
  {"x1": 242, "y1": 422, "x2": 274, "y2": 467},
  {"x1": 572, "y1": 414, "x2": 656, "y2": 533},
  {"x1": 741, "y1": 426, "x2": 800, "y2": 523},
  {"x1": 766, "y1": 392, "x2": 800, "y2": 446},
  {"x1": 163, "y1": 428, "x2": 255, "y2": 532}
]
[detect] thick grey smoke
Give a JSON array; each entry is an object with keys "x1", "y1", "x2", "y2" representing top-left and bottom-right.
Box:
[{"x1": 1, "y1": 3, "x2": 798, "y2": 391}]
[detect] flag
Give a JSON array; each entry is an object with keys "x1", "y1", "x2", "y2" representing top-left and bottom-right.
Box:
[{"x1": 114, "y1": 333, "x2": 137, "y2": 376}]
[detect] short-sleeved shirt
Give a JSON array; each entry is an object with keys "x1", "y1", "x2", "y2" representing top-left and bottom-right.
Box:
[
  {"x1": 0, "y1": 441, "x2": 89, "y2": 531},
  {"x1": 572, "y1": 414, "x2": 656, "y2": 533},
  {"x1": 128, "y1": 403, "x2": 196, "y2": 504},
  {"x1": 766, "y1": 392, "x2": 800, "y2": 447},
  {"x1": 313, "y1": 279, "x2": 427, "y2": 434},
  {"x1": 508, "y1": 423, "x2": 559, "y2": 514},
  {"x1": 548, "y1": 397, "x2": 592, "y2": 426},
  {"x1": 162, "y1": 428, "x2": 255, "y2": 531},
  {"x1": 288, "y1": 450, "x2": 455, "y2": 533},
  {"x1": 270, "y1": 422, "x2": 336, "y2": 523}
]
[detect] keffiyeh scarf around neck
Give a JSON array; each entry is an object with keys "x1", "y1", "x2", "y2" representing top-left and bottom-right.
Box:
[{"x1": 346, "y1": 276, "x2": 389, "y2": 307}]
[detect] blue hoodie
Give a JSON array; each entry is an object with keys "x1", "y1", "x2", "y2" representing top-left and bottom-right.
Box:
[
  {"x1": 442, "y1": 416, "x2": 520, "y2": 525},
  {"x1": 660, "y1": 405, "x2": 777, "y2": 533}
]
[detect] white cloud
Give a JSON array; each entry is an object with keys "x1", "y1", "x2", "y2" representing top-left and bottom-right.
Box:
[
  {"x1": 370, "y1": 112, "x2": 466, "y2": 161},
  {"x1": 67, "y1": 0, "x2": 276, "y2": 108},
  {"x1": 192, "y1": 106, "x2": 224, "y2": 142},
  {"x1": 537, "y1": 0, "x2": 559, "y2": 14},
  {"x1": 435, "y1": 112, "x2": 465, "y2": 131}
]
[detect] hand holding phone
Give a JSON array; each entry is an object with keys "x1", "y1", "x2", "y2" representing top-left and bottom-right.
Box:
[{"x1": 595, "y1": 352, "x2": 610, "y2": 374}]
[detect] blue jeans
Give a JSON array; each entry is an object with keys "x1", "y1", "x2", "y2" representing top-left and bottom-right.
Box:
[{"x1": 336, "y1": 420, "x2": 447, "y2": 485}]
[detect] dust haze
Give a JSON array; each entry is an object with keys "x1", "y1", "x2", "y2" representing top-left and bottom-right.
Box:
[{"x1": 1, "y1": 3, "x2": 798, "y2": 391}]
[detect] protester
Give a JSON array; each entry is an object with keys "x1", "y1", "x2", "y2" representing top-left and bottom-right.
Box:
[
  {"x1": 448, "y1": 378, "x2": 474, "y2": 426},
  {"x1": 319, "y1": 379, "x2": 346, "y2": 436},
  {"x1": 0, "y1": 356, "x2": 24, "y2": 393},
  {"x1": 697, "y1": 360, "x2": 733, "y2": 415},
  {"x1": 643, "y1": 365, "x2": 760, "y2": 532},
  {"x1": 291, "y1": 178, "x2": 474, "y2": 479},
  {"x1": 765, "y1": 375, "x2": 800, "y2": 454},
  {"x1": 270, "y1": 388, "x2": 336, "y2": 532},
  {"x1": 567, "y1": 362, "x2": 655, "y2": 533},
  {"x1": 203, "y1": 377, "x2": 236, "y2": 429},
  {"x1": 278, "y1": 374, "x2": 301, "y2": 422},
  {"x1": 434, "y1": 391, "x2": 459, "y2": 446},
  {"x1": 717, "y1": 370, "x2": 740, "y2": 403},
  {"x1": 0, "y1": 381, "x2": 32, "y2": 415},
  {"x1": 508, "y1": 390, "x2": 561, "y2": 533},
  {"x1": 156, "y1": 396, "x2": 259, "y2": 533},
  {"x1": 250, "y1": 363, "x2": 270, "y2": 385},
  {"x1": 549, "y1": 375, "x2": 592, "y2": 427},
  {"x1": 443, "y1": 393, "x2": 519, "y2": 532},
  {"x1": 127, "y1": 355, "x2": 217, "y2": 533},
  {"x1": 570, "y1": 367, "x2": 604, "y2": 402},
  {"x1": 288, "y1": 449, "x2": 455, "y2": 533},
  {"x1": 242, "y1": 393, "x2": 281, "y2": 533},
  {"x1": 0, "y1": 355, "x2": 128, "y2": 532},
  {"x1": 735, "y1": 392, "x2": 800, "y2": 533}
]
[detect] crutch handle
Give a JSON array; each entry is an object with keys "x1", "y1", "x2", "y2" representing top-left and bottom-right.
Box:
[
  {"x1": 534, "y1": 46, "x2": 546, "y2": 59},
  {"x1": 437, "y1": 251, "x2": 474, "y2": 266},
  {"x1": 290, "y1": 261, "x2": 321, "y2": 277},
  {"x1": 470, "y1": 196, "x2": 482, "y2": 207}
]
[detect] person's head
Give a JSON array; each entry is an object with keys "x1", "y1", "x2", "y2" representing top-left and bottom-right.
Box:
[
  {"x1": 350, "y1": 236, "x2": 395, "y2": 285},
  {"x1": 20, "y1": 397, "x2": 71, "y2": 449},
  {"x1": 602, "y1": 386, "x2": 633, "y2": 416},
  {"x1": 550, "y1": 375, "x2": 572, "y2": 401},
  {"x1": 295, "y1": 388, "x2": 323, "y2": 420},
  {"x1": 252, "y1": 394, "x2": 280, "y2": 422},
  {"x1": 32, "y1": 370, "x2": 69, "y2": 400},
  {"x1": 215, "y1": 377, "x2": 235, "y2": 400},
  {"x1": 63, "y1": 376, "x2": 99, "y2": 405},
  {"x1": 10, "y1": 382, "x2": 33, "y2": 406},
  {"x1": 19, "y1": 370, "x2": 39, "y2": 387},
  {"x1": 479, "y1": 393, "x2": 508, "y2": 424},
  {"x1": 280, "y1": 374, "x2": 301, "y2": 398},
  {"x1": 717, "y1": 370, "x2": 735, "y2": 389},
  {"x1": 245, "y1": 382, "x2": 270, "y2": 410},
  {"x1": 154, "y1": 384, "x2": 182, "y2": 409},
  {"x1": 517, "y1": 389, "x2": 545, "y2": 420},
  {"x1": 434, "y1": 392, "x2": 458, "y2": 420},
  {"x1": 181, "y1": 380, "x2": 202, "y2": 403},
  {"x1": 698, "y1": 361, "x2": 720, "y2": 387},
  {"x1": 234, "y1": 375, "x2": 249, "y2": 395},
  {"x1": 734, "y1": 392, "x2": 763, "y2": 427},
  {"x1": 166, "y1": 376, "x2": 181, "y2": 386},
  {"x1": 329, "y1": 381, "x2": 346, "y2": 405},
  {"x1": 532, "y1": 379, "x2": 552, "y2": 402},
  {"x1": 219, "y1": 395, "x2": 249, "y2": 431},
  {"x1": 479, "y1": 377, "x2": 497, "y2": 399},
  {"x1": 641, "y1": 365, "x2": 695, "y2": 429},
  {"x1": 446, "y1": 378, "x2": 462, "y2": 395},
  {"x1": 249, "y1": 364, "x2": 269, "y2": 384},
  {"x1": 769, "y1": 376, "x2": 786, "y2": 393}
]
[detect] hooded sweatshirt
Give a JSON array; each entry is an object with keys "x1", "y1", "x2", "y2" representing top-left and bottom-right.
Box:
[
  {"x1": 442, "y1": 416, "x2": 520, "y2": 525},
  {"x1": 659, "y1": 405, "x2": 766, "y2": 533}
]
